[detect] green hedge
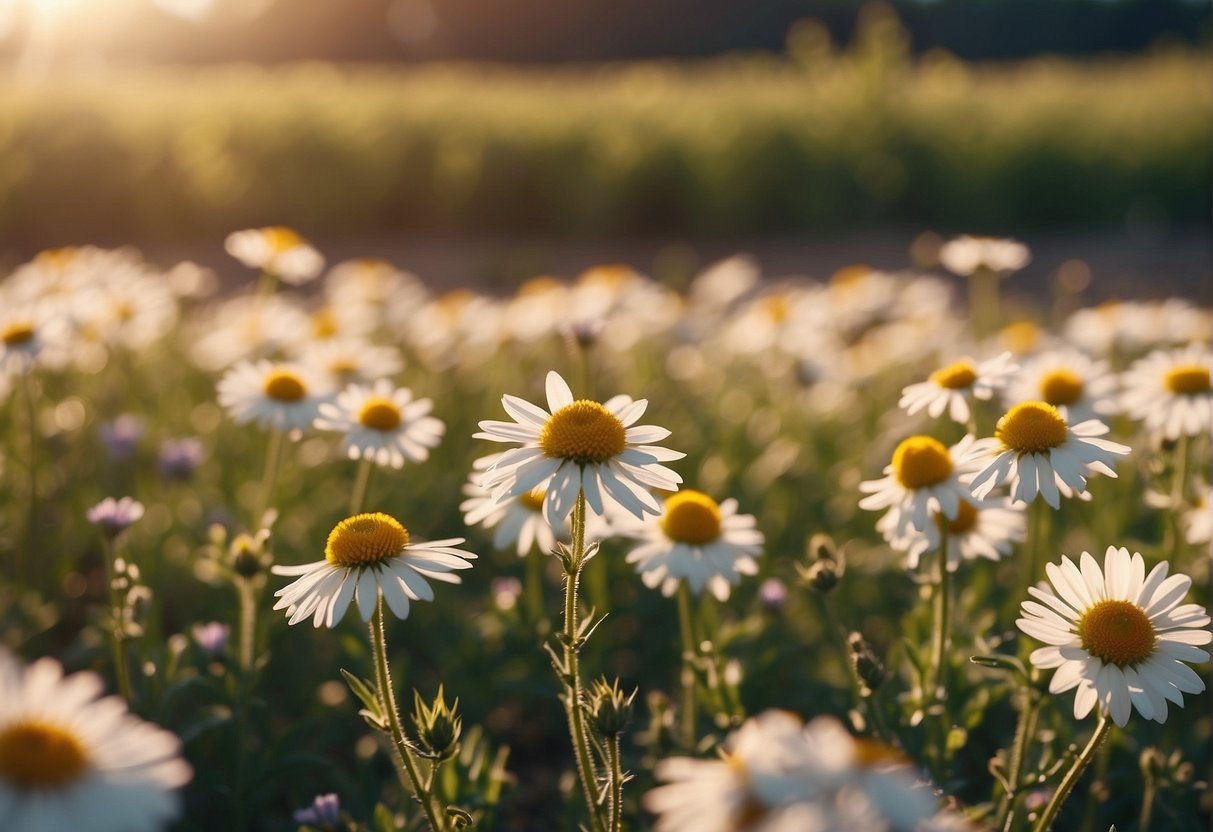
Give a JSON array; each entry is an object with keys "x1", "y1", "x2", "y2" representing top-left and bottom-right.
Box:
[{"x1": 0, "y1": 40, "x2": 1208, "y2": 242}]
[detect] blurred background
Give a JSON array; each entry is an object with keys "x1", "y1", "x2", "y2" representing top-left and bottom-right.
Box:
[{"x1": 0, "y1": 0, "x2": 1209, "y2": 296}]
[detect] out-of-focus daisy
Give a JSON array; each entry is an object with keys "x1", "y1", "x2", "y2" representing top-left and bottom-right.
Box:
[
  {"x1": 224, "y1": 226, "x2": 324, "y2": 285},
  {"x1": 296, "y1": 338, "x2": 405, "y2": 388},
  {"x1": 217, "y1": 360, "x2": 329, "y2": 433},
  {"x1": 1018, "y1": 546, "x2": 1211, "y2": 726},
  {"x1": 859, "y1": 435, "x2": 979, "y2": 539},
  {"x1": 644, "y1": 710, "x2": 939, "y2": 832},
  {"x1": 1120, "y1": 344, "x2": 1212, "y2": 441},
  {"x1": 965, "y1": 402, "x2": 1130, "y2": 508},
  {"x1": 324, "y1": 258, "x2": 429, "y2": 330},
  {"x1": 76, "y1": 272, "x2": 179, "y2": 353},
  {"x1": 0, "y1": 651, "x2": 192, "y2": 832},
  {"x1": 188, "y1": 294, "x2": 312, "y2": 371},
  {"x1": 620, "y1": 489, "x2": 764, "y2": 601},
  {"x1": 1184, "y1": 480, "x2": 1212, "y2": 548},
  {"x1": 898, "y1": 353, "x2": 1017, "y2": 424},
  {"x1": 271, "y1": 512, "x2": 476, "y2": 627},
  {"x1": 475, "y1": 371, "x2": 684, "y2": 523},
  {"x1": 938, "y1": 236, "x2": 1030, "y2": 277},
  {"x1": 1003, "y1": 349, "x2": 1117, "y2": 425},
  {"x1": 460, "y1": 454, "x2": 563, "y2": 557},
  {"x1": 0, "y1": 301, "x2": 70, "y2": 374},
  {"x1": 314, "y1": 380, "x2": 443, "y2": 469},
  {"x1": 880, "y1": 497, "x2": 1026, "y2": 572}
]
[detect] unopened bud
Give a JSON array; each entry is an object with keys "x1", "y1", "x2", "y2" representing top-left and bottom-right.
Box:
[
  {"x1": 848, "y1": 632, "x2": 885, "y2": 694},
  {"x1": 412, "y1": 685, "x2": 461, "y2": 760},
  {"x1": 230, "y1": 530, "x2": 271, "y2": 578},
  {"x1": 588, "y1": 677, "x2": 637, "y2": 737}
]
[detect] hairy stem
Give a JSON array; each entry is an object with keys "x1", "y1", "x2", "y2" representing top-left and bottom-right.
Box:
[
  {"x1": 676, "y1": 583, "x2": 698, "y2": 749},
  {"x1": 1032, "y1": 715, "x2": 1112, "y2": 832}
]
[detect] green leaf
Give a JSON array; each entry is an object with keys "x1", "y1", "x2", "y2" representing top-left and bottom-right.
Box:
[{"x1": 340, "y1": 668, "x2": 382, "y2": 718}]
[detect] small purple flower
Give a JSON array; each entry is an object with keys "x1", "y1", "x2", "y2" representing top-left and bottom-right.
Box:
[
  {"x1": 293, "y1": 793, "x2": 340, "y2": 827},
  {"x1": 758, "y1": 577, "x2": 787, "y2": 609},
  {"x1": 191, "y1": 622, "x2": 230, "y2": 658},
  {"x1": 86, "y1": 497, "x2": 145, "y2": 537},
  {"x1": 97, "y1": 415, "x2": 144, "y2": 461},
  {"x1": 491, "y1": 577, "x2": 523, "y2": 612},
  {"x1": 159, "y1": 438, "x2": 205, "y2": 481}
]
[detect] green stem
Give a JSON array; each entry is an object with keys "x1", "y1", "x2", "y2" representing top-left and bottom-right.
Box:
[
  {"x1": 676, "y1": 583, "x2": 698, "y2": 750},
  {"x1": 100, "y1": 537, "x2": 133, "y2": 702},
  {"x1": 929, "y1": 526, "x2": 951, "y2": 707},
  {"x1": 253, "y1": 429, "x2": 285, "y2": 530},
  {"x1": 820, "y1": 593, "x2": 868, "y2": 733},
  {"x1": 237, "y1": 577, "x2": 256, "y2": 673},
  {"x1": 370, "y1": 598, "x2": 449, "y2": 832},
  {"x1": 561, "y1": 492, "x2": 605, "y2": 832},
  {"x1": 1138, "y1": 772, "x2": 1156, "y2": 832},
  {"x1": 997, "y1": 682, "x2": 1039, "y2": 831},
  {"x1": 969, "y1": 265, "x2": 1001, "y2": 342},
  {"x1": 349, "y1": 458, "x2": 374, "y2": 516},
  {"x1": 20, "y1": 374, "x2": 38, "y2": 592},
  {"x1": 605, "y1": 733, "x2": 624, "y2": 832},
  {"x1": 1169, "y1": 433, "x2": 1189, "y2": 560},
  {"x1": 1032, "y1": 715, "x2": 1112, "y2": 832}
]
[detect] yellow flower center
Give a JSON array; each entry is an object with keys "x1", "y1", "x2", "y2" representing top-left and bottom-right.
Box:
[
  {"x1": 999, "y1": 320, "x2": 1040, "y2": 355},
  {"x1": 936, "y1": 500, "x2": 978, "y2": 534},
  {"x1": 312, "y1": 308, "x2": 339, "y2": 339},
  {"x1": 2, "y1": 322, "x2": 35, "y2": 346},
  {"x1": 517, "y1": 276, "x2": 564, "y2": 297},
  {"x1": 760, "y1": 295, "x2": 791, "y2": 324},
  {"x1": 660, "y1": 490, "x2": 722, "y2": 544},
  {"x1": 1078, "y1": 599, "x2": 1156, "y2": 666},
  {"x1": 328, "y1": 358, "x2": 358, "y2": 376},
  {"x1": 0, "y1": 720, "x2": 91, "y2": 789},
  {"x1": 264, "y1": 226, "x2": 304, "y2": 253},
  {"x1": 891, "y1": 436, "x2": 953, "y2": 489},
  {"x1": 325, "y1": 512, "x2": 410, "y2": 567},
  {"x1": 357, "y1": 397, "x2": 403, "y2": 432},
  {"x1": 1164, "y1": 364, "x2": 1211, "y2": 395},
  {"x1": 539, "y1": 400, "x2": 627, "y2": 464},
  {"x1": 996, "y1": 402, "x2": 1069, "y2": 454},
  {"x1": 518, "y1": 487, "x2": 546, "y2": 512},
  {"x1": 929, "y1": 360, "x2": 978, "y2": 390},
  {"x1": 1039, "y1": 368, "x2": 1084, "y2": 406},
  {"x1": 262, "y1": 369, "x2": 308, "y2": 403},
  {"x1": 853, "y1": 737, "x2": 908, "y2": 768},
  {"x1": 36, "y1": 247, "x2": 79, "y2": 270}
]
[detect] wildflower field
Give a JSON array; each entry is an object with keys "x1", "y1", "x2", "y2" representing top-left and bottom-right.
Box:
[{"x1": 0, "y1": 230, "x2": 1209, "y2": 832}]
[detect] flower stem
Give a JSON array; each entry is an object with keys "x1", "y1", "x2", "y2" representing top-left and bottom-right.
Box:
[
  {"x1": 253, "y1": 428, "x2": 285, "y2": 530},
  {"x1": 676, "y1": 583, "x2": 698, "y2": 750},
  {"x1": 369, "y1": 598, "x2": 449, "y2": 832},
  {"x1": 927, "y1": 526, "x2": 951, "y2": 781},
  {"x1": 997, "y1": 680, "x2": 1039, "y2": 831},
  {"x1": 1169, "y1": 433, "x2": 1189, "y2": 560},
  {"x1": 561, "y1": 492, "x2": 605, "y2": 832},
  {"x1": 605, "y1": 733, "x2": 624, "y2": 832},
  {"x1": 237, "y1": 577, "x2": 257, "y2": 673},
  {"x1": 349, "y1": 458, "x2": 374, "y2": 516},
  {"x1": 969, "y1": 265, "x2": 1001, "y2": 341},
  {"x1": 100, "y1": 537, "x2": 133, "y2": 702},
  {"x1": 1031, "y1": 715, "x2": 1112, "y2": 832},
  {"x1": 20, "y1": 374, "x2": 38, "y2": 592}
]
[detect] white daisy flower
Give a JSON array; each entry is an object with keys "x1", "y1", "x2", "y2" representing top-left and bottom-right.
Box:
[
  {"x1": 0, "y1": 301, "x2": 71, "y2": 374},
  {"x1": 474, "y1": 371, "x2": 685, "y2": 524},
  {"x1": 620, "y1": 489, "x2": 764, "y2": 601},
  {"x1": 898, "y1": 352, "x2": 1018, "y2": 424},
  {"x1": 964, "y1": 402, "x2": 1130, "y2": 509},
  {"x1": 314, "y1": 380, "x2": 444, "y2": 469},
  {"x1": 880, "y1": 497, "x2": 1026, "y2": 572},
  {"x1": 188, "y1": 294, "x2": 312, "y2": 371},
  {"x1": 460, "y1": 454, "x2": 564, "y2": 557},
  {"x1": 858, "y1": 434, "x2": 981, "y2": 539},
  {"x1": 938, "y1": 235, "x2": 1030, "y2": 276},
  {"x1": 1120, "y1": 344, "x2": 1212, "y2": 441},
  {"x1": 1003, "y1": 349, "x2": 1118, "y2": 425},
  {"x1": 0, "y1": 651, "x2": 192, "y2": 832},
  {"x1": 296, "y1": 337, "x2": 405, "y2": 388},
  {"x1": 1018, "y1": 546, "x2": 1211, "y2": 726},
  {"x1": 271, "y1": 512, "x2": 476, "y2": 627},
  {"x1": 224, "y1": 226, "x2": 325, "y2": 285},
  {"x1": 217, "y1": 360, "x2": 330, "y2": 433}
]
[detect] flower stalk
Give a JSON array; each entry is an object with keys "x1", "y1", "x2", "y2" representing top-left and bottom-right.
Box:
[
  {"x1": 1031, "y1": 714, "x2": 1112, "y2": 832},
  {"x1": 100, "y1": 536, "x2": 133, "y2": 702},
  {"x1": 675, "y1": 583, "x2": 698, "y2": 750}
]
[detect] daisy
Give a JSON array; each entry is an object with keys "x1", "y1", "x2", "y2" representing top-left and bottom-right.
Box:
[
  {"x1": 1003, "y1": 349, "x2": 1118, "y2": 425},
  {"x1": 460, "y1": 454, "x2": 563, "y2": 557},
  {"x1": 296, "y1": 338, "x2": 405, "y2": 388},
  {"x1": 314, "y1": 380, "x2": 444, "y2": 469},
  {"x1": 620, "y1": 489, "x2": 764, "y2": 601},
  {"x1": 217, "y1": 360, "x2": 330, "y2": 434},
  {"x1": 1018, "y1": 546, "x2": 1211, "y2": 726},
  {"x1": 188, "y1": 294, "x2": 313, "y2": 372},
  {"x1": 880, "y1": 497, "x2": 1026, "y2": 572},
  {"x1": 965, "y1": 402, "x2": 1130, "y2": 509},
  {"x1": 474, "y1": 371, "x2": 685, "y2": 524},
  {"x1": 1120, "y1": 344, "x2": 1212, "y2": 441},
  {"x1": 0, "y1": 651, "x2": 192, "y2": 832},
  {"x1": 271, "y1": 512, "x2": 476, "y2": 627},
  {"x1": 898, "y1": 352, "x2": 1018, "y2": 424},
  {"x1": 0, "y1": 301, "x2": 71, "y2": 374},
  {"x1": 938, "y1": 235, "x2": 1030, "y2": 277},
  {"x1": 858, "y1": 434, "x2": 980, "y2": 539},
  {"x1": 224, "y1": 226, "x2": 325, "y2": 285}
]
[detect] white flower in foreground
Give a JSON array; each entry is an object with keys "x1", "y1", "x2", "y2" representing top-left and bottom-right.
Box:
[
  {"x1": 898, "y1": 352, "x2": 1018, "y2": 424},
  {"x1": 474, "y1": 371, "x2": 684, "y2": 524},
  {"x1": 217, "y1": 360, "x2": 330, "y2": 433},
  {"x1": 0, "y1": 651, "x2": 192, "y2": 832},
  {"x1": 880, "y1": 497, "x2": 1025, "y2": 572},
  {"x1": 224, "y1": 226, "x2": 324, "y2": 285},
  {"x1": 859, "y1": 435, "x2": 980, "y2": 539},
  {"x1": 1003, "y1": 349, "x2": 1118, "y2": 425},
  {"x1": 644, "y1": 710, "x2": 940, "y2": 832},
  {"x1": 1018, "y1": 546, "x2": 1211, "y2": 726},
  {"x1": 938, "y1": 235, "x2": 1030, "y2": 277},
  {"x1": 272, "y1": 512, "x2": 476, "y2": 627},
  {"x1": 315, "y1": 380, "x2": 443, "y2": 469},
  {"x1": 460, "y1": 454, "x2": 564, "y2": 557},
  {"x1": 1120, "y1": 344, "x2": 1212, "y2": 441},
  {"x1": 621, "y1": 489, "x2": 763, "y2": 601},
  {"x1": 965, "y1": 402, "x2": 1129, "y2": 509}
]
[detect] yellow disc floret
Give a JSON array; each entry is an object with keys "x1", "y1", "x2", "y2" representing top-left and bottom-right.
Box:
[
  {"x1": 937, "y1": 500, "x2": 978, "y2": 534},
  {"x1": 539, "y1": 400, "x2": 627, "y2": 464},
  {"x1": 326, "y1": 513, "x2": 410, "y2": 567},
  {"x1": 262, "y1": 369, "x2": 307, "y2": 403},
  {"x1": 1078, "y1": 599, "x2": 1156, "y2": 666},
  {"x1": 930, "y1": 360, "x2": 978, "y2": 390},
  {"x1": 0, "y1": 720, "x2": 91, "y2": 789},
  {"x1": 660, "y1": 490, "x2": 723, "y2": 545},
  {"x1": 1164, "y1": 364, "x2": 1211, "y2": 395},
  {"x1": 2, "y1": 322, "x2": 35, "y2": 346},
  {"x1": 891, "y1": 436, "x2": 953, "y2": 489},
  {"x1": 358, "y1": 397, "x2": 403, "y2": 432},
  {"x1": 518, "y1": 487, "x2": 546, "y2": 512},
  {"x1": 264, "y1": 226, "x2": 304, "y2": 252},
  {"x1": 1039, "y1": 369, "x2": 1084, "y2": 406},
  {"x1": 996, "y1": 402, "x2": 1068, "y2": 454}
]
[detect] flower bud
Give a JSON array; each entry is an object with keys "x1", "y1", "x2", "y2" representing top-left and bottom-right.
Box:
[
  {"x1": 230, "y1": 530, "x2": 271, "y2": 578},
  {"x1": 412, "y1": 686, "x2": 461, "y2": 760},
  {"x1": 848, "y1": 632, "x2": 885, "y2": 694},
  {"x1": 587, "y1": 677, "x2": 637, "y2": 737}
]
